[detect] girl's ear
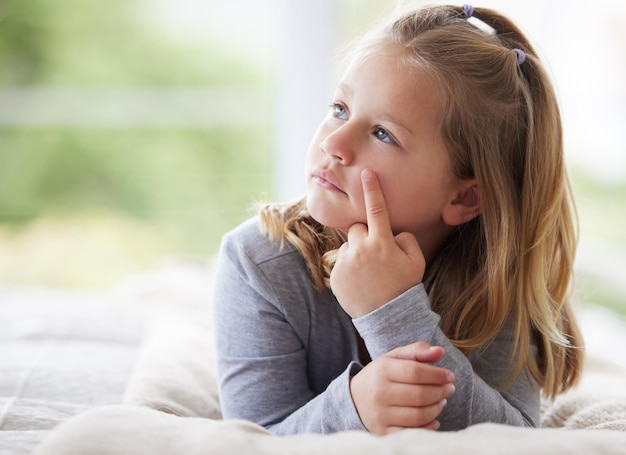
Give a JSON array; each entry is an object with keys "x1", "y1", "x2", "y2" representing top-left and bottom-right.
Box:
[{"x1": 442, "y1": 180, "x2": 481, "y2": 226}]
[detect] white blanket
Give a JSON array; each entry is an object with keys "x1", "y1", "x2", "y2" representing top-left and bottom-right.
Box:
[
  {"x1": 31, "y1": 406, "x2": 626, "y2": 455},
  {"x1": 35, "y1": 308, "x2": 626, "y2": 455},
  {"x1": 2, "y1": 262, "x2": 626, "y2": 454}
]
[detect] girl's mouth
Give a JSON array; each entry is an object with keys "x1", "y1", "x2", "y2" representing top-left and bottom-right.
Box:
[{"x1": 312, "y1": 171, "x2": 343, "y2": 193}]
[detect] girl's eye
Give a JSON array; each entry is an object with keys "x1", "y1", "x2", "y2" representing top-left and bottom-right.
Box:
[
  {"x1": 374, "y1": 127, "x2": 396, "y2": 144},
  {"x1": 331, "y1": 103, "x2": 348, "y2": 120}
]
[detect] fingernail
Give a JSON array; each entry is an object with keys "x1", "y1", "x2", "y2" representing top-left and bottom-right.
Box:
[
  {"x1": 433, "y1": 420, "x2": 441, "y2": 430},
  {"x1": 445, "y1": 384, "x2": 456, "y2": 395},
  {"x1": 441, "y1": 399, "x2": 448, "y2": 408},
  {"x1": 361, "y1": 168, "x2": 373, "y2": 181},
  {"x1": 446, "y1": 371, "x2": 455, "y2": 382}
]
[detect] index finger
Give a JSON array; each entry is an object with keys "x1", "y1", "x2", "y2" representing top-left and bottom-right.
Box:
[{"x1": 361, "y1": 168, "x2": 393, "y2": 239}]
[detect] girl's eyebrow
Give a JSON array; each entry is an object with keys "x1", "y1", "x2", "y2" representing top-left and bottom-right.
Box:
[
  {"x1": 336, "y1": 83, "x2": 352, "y2": 98},
  {"x1": 375, "y1": 112, "x2": 415, "y2": 137},
  {"x1": 337, "y1": 82, "x2": 351, "y2": 92},
  {"x1": 337, "y1": 82, "x2": 415, "y2": 137}
]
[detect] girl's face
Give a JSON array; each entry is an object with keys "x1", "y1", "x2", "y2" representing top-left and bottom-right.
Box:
[{"x1": 305, "y1": 49, "x2": 467, "y2": 257}]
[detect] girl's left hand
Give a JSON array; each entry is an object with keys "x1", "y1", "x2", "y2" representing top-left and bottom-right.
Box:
[
  {"x1": 330, "y1": 169, "x2": 425, "y2": 318},
  {"x1": 350, "y1": 342, "x2": 454, "y2": 434}
]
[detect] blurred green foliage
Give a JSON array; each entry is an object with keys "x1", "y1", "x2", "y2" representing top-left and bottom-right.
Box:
[
  {"x1": 0, "y1": 0, "x2": 266, "y2": 87},
  {"x1": 0, "y1": 127, "x2": 271, "y2": 249},
  {"x1": 570, "y1": 168, "x2": 626, "y2": 248},
  {"x1": 569, "y1": 168, "x2": 626, "y2": 315},
  {"x1": 1, "y1": 0, "x2": 625, "y2": 319},
  {"x1": 0, "y1": 0, "x2": 274, "y2": 285}
]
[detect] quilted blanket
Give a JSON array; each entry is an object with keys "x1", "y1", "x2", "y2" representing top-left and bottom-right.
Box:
[{"x1": 2, "y1": 261, "x2": 626, "y2": 455}]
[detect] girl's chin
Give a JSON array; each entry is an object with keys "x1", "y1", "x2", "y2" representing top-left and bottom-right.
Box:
[
  {"x1": 311, "y1": 217, "x2": 353, "y2": 233},
  {"x1": 306, "y1": 204, "x2": 351, "y2": 232}
]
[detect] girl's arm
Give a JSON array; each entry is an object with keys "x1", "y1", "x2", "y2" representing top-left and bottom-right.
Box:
[
  {"x1": 333, "y1": 170, "x2": 539, "y2": 430},
  {"x1": 354, "y1": 285, "x2": 539, "y2": 430},
  {"x1": 352, "y1": 283, "x2": 540, "y2": 430},
  {"x1": 213, "y1": 233, "x2": 357, "y2": 434}
]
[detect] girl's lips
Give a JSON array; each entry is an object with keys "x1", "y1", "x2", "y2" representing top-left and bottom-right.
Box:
[{"x1": 312, "y1": 171, "x2": 343, "y2": 193}]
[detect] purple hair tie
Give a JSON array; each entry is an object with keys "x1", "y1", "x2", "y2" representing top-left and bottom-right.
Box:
[
  {"x1": 462, "y1": 4, "x2": 474, "y2": 18},
  {"x1": 513, "y1": 48, "x2": 526, "y2": 65}
]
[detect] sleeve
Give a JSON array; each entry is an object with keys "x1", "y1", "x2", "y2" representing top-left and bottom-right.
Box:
[
  {"x1": 352, "y1": 284, "x2": 540, "y2": 430},
  {"x1": 213, "y1": 232, "x2": 367, "y2": 435}
]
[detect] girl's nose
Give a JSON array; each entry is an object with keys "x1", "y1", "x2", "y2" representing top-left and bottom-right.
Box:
[{"x1": 320, "y1": 127, "x2": 354, "y2": 165}]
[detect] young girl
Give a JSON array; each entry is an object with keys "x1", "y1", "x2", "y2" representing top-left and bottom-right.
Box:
[{"x1": 213, "y1": 4, "x2": 584, "y2": 435}]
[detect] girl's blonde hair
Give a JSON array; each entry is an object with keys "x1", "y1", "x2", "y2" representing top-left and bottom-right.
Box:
[{"x1": 259, "y1": 5, "x2": 583, "y2": 399}]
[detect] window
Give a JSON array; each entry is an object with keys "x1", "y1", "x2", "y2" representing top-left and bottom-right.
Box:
[{"x1": 1, "y1": 0, "x2": 625, "y2": 317}]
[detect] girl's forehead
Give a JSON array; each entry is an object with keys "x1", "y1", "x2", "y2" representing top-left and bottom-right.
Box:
[
  {"x1": 336, "y1": 50, "x2": 444, "y2": 136},
  {"x1": 343, "y1": 39, "x2": 407, "y2": 67},
  {"x1": 343, "y1": 47, "x2": 437, "y2": 96},
  {"x1": 338, "y1": 37, "x2": 401, "y2": 70},
  {"x1": 340, "y1": 47, "x2": 437, "y2": 96}
]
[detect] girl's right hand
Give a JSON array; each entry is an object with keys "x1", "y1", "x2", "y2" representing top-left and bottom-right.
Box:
[
  {"x1": 349, "y1": 342, "x2": 455, "y2": 435},
  {"x1": 330, "y1": 169, "x2": 426, "y2": 319}
]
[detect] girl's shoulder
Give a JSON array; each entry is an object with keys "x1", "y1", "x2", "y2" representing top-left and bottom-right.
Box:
[
  {"x1": 220, "y1": 216, "x2": 300, "y2": 269},
  {"x1": 219, "y1": 216, "x2": 323, "y2": 303}
]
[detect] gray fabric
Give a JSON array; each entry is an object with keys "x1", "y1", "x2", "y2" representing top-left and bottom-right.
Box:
[
  {"x1": 0, "y1": 287, "x2": 143, "y2": 455},
  {"x1": 213, "y1": 217, "x2": 539, "y2": 435}
]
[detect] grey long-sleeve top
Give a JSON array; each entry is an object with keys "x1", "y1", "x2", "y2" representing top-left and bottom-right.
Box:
[{"x1": 213, "y1": 217, "x2": 539, "y2": 435}]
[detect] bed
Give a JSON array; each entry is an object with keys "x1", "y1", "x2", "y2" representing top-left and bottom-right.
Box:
[{"x1": 2, "y1": 260, "x2": 626, "y2": 455}]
